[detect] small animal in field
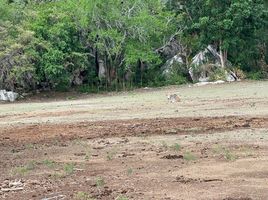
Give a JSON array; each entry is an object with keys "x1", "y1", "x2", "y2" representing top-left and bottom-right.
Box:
[{"x1": 167, "y1": 94, "x2": 181, "y2": 103}]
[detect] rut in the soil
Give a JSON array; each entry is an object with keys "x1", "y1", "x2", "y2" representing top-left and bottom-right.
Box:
[{"x1": 1, "y1": 116, "x2": 267, "y2": 146}]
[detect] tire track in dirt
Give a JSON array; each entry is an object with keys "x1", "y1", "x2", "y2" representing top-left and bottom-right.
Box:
[{"x1": 1, "y1": 116, "x2": 267, "y2": 146}]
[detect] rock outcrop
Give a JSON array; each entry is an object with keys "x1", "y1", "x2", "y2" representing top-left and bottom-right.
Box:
[{"x1": 0, "y1": 90, "x2": 19, "y2": 102}]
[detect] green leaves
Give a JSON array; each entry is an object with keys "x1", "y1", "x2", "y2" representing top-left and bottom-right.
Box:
[{"x1": 0, "y1": 0, "x2": 266, "y2": 92}]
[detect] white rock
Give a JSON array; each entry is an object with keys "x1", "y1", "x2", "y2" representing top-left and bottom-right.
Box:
[
  {"x1": 194, "y1": 80, "x2": 225, "y2": 87},
  {"x1": 213, "y1": 80, "x2": 225, "y2": 84},
  {"x1": 0, "y1": 90, "x2": 19, "y2": 102}
]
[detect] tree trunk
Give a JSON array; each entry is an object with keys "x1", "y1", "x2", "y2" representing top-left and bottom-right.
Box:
[
  {"x1": 95, "y1": 48, "x2": 100, "y2": 78},
  {"x1": 260, "y1": 43, "x2": 268, "y2": 72},
  {"x1": 219, "y1": 40, "x2": 225, "y2": 68}
]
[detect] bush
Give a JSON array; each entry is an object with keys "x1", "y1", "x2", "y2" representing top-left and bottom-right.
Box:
[
  {"x1": 209, "y1": 68, "x2": 226, "y2": 81},
  {"x1": 247, "y1": 71, "x2": 266, "y2": 80},
  {"x1": 165, "y1": 73, "x2": 188, "y2": 85},
  {"x1": 161, "y1": 62, "x2": 189, "y2": 85},
  {"x1": 54, "y1": 76, "x2": 71, "y2": 92},
  {"x1": 232, "y1": 68, "x2": 246, "y2": 80},
  {"x1": 77, "y1": 85, "x2": 98, "y2": 94}
]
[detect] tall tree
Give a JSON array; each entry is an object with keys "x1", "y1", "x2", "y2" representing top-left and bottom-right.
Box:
[{"x1": 178, "y1": 0, "x2": 266, "y2": 68}]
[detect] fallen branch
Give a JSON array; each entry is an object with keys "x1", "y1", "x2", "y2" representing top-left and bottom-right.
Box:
[
  {"x1": 1, "y1": 187, "x2": 24, "y2": 192},
  {"x1": 41, "y1": 195, "x2": 66, "y2": 200}
]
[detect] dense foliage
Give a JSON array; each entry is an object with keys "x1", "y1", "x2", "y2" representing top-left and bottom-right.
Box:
[{"x1": 0, "y1": 0, "x2": 267, "y2": 92}]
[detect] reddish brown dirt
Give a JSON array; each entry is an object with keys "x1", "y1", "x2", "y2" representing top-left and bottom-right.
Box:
[
  {"x1": 1, "y1": 116, "x2": 267, "y2": 146},
  {"x1": 0, "y1": 116, "x2": 268, "y2": 199}
]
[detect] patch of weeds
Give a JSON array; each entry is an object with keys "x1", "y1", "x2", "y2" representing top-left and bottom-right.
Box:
[
  {"x1": 12, "y1": 166, "x2": 29, "y2": 176},
  {"x1": 161, "y1": 141, "x2": 168, "y2": 150},
  {"x1": 11, "y1": 161, "x2": 37, "y2": 176},
  {"x1": 212, "y1": 145, "x2": 237, "y2": 161},
  {"x1": 66, "y1": 96, "x2": 77, "y2": 100},
  {"x1": 25, "y1": 143, "x2": 35, "y2": 150},
  {"x1": 63, "y1": 163, "x2": 75, "y2": 175},
  {"x1": 26, "y1": 161, "x2": 37, "y2": 170},
  {"x1": 212, "y1": 145, "x2": 225, "y2": 154},
  {"x1": 171, "y1": 143, "x2": 181, "y2": 152},
  {"x1": 74, "y1": 191, "x2": 94, "y2": 200},
  {"x1": 183, "y1": 152, "x2": 197, "y2": 161},
  {"x1": 85, "y1": 152, "x2": 91, "y2": 161},
  {"x1": 106, "y1": 149, "x2": 117, "y2": 161},
  {"x1": 127, "y1": 168, "x2": 133, "y2": 175},
  {"x1": 78, "y1": 85, "x2": 98, "y2": 94},
  {"x1": 43, "y1": 159, "x2": 56, "y2": 168},
  {"x1": 239, "y1": 146, "x2": 253, "y2": 157},
  {"x1": 209, "y1": 68, "x2": 226, "y2": 81},
  {"x1": 72, "y1": 138, "x2": 83, "y2": 146},
  {"x1": 51, "y1": 172, "x2": 65, "y2": 179},
  {"x1": 116, "y1": 195, "x2": 128, "y2": 200},
  {"x1": 224, "y1": 150, "x2": 237, "y2": 161},
  {"x1": 96, "y1": 177, "x2": 105, "y2": 188},
  {"x1": 247, "y1": 71, "x2": 266, "y2": 80}
]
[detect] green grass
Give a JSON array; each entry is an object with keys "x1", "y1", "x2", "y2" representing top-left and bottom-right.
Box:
[
  {"x1": 43, "y1": 159, "x2": 56, "y2": 168},
  {"x1": 85, "y1": 151, "x2": 91, "y2": 161},
  {"x1": 106, "y1": 149, "x2": 117, "y2": 161},
  {"x1": 66, "y1": 96, "x2": 77, "y2": 100},
  {"x1": 183, "y1": 152, "x2": 197, "y2": 161},
  {"x1": 224, "y1": 149, "x2": 237, "y2": 161},
  {"x1": 63, "y1": 163, "x2": 75, "y2": 175},
  {"x1": 25, "y1": 143, "x2": 35, "y2": 150},
  {"x1": 74, "y1": 191, "x2": 95, "y2": 200},
  {"x1": 51, "y1": 172, "x2": 65, "y2": 179},
  {"x1": 11, "y1": 160, "x2": 37, "y2": 176},
  {"x1": 161, "y1": 141, "x2": 168, "y2": 150},
  {"x1": 239, "y1": 146, "x2": 253, "y2": 157},
  {"x1": 171, "y1": 143, "x2": 181, "y2": 152},
  {"x1": 78, "y1": 85, "x2": 99, "y2": 94},
  {"x1": 127, "y1": 168, "x2": 133, "y2": 175},
  {"x1": 96, "y1": 177, "x2": 105, "y2": 188},
  {"x1": 247, "y1": 71, "x2": 266, "y2": 80},
  {"x1": 26, "y1": 160, "x2": 36, "y2": 170},
  {"x1": 115, "y1": 195, "x2": 128, "y2": 200},
  {"x1": 212, "y1": 145, "x2": 226, "y2": 154},
  {"x1": 212, "y1": 145, "x2": 237, "y2": 161},
  {"x1": 12, "y1": 166, "x2": 29, "y2": 176}
]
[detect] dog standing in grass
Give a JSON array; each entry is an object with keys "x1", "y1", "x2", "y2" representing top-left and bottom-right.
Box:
[{"x1": 167, "y1": 94, "x2": 181, "y2": 103}]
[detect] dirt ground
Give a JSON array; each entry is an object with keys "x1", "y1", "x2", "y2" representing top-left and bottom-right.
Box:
[{"x1": 0, "y1": 81, "x2": 268, "y2": 200}]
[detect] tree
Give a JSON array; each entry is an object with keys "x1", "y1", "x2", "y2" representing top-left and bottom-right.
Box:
[
  {"x1": 178, "y1": 0, "x2": 266, "y2": 68},
  {"x1": 0, "y1": 0, "x2": 37, "y2": 91},
  {"x1": 63, "y1": 0, "x2": 176, "y2": 88}
]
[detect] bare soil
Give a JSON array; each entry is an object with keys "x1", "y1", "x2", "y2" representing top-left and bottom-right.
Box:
[{"x1": 0, "y1": 81, "x2": 268, "y2": 200}]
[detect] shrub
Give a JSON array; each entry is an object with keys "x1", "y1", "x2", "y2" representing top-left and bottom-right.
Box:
[
  {"x1": 209, "y1": 68, "x2": 226, "y2": 81},
  {"x1": 75, "y1": 192, "x2": 94, "y2": 200},
  {"x1": 247, "y1": 71, "x2": 266, "y2": 80},
  {"x1": 232, "y1": 68, "x2": 246, "y2": 79},
  {"x1": 63, "y1": 163, "x2": 75, "y2": 175},
  {"x1": 183, "y1": 152, "x2": 196, "y2": 161}
]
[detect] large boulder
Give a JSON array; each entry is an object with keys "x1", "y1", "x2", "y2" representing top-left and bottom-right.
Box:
[
  {"x1": 162, "y1": 44, "x2": 239, "y2": 83},
  {"x1": 189, "y1": 45, "x2": 237, "y2": 82},
  {"x1": 0, "y1": 90, "x2": 19, "y2": 102},
  {"x1": 162, "y1": 55, "x2": 184, "y2": 76}
]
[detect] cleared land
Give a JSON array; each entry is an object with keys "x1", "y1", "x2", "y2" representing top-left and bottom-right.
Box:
[{"x1": 0, "y1": 81, "x2": 268, "y2": 200}]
